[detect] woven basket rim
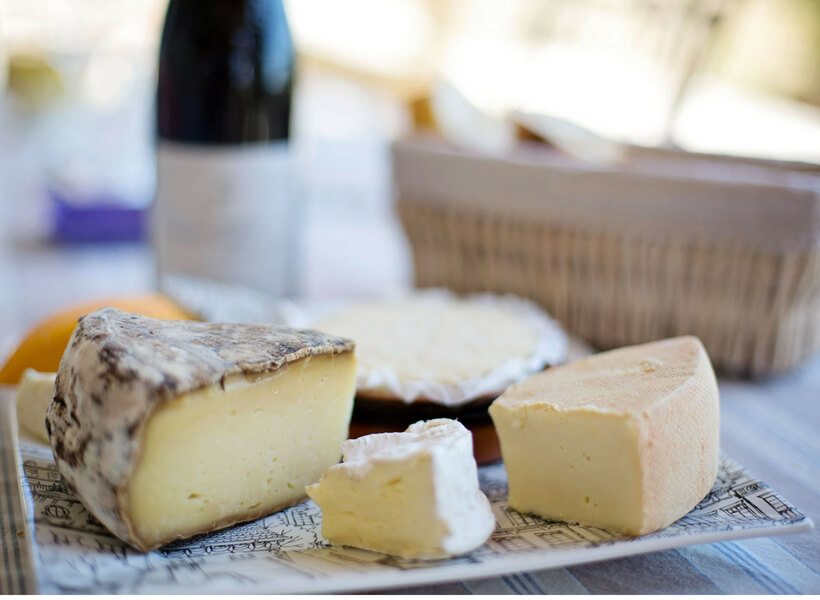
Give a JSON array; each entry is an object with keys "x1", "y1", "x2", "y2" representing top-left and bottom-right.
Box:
[{"x1": 392, "y1": 138, "x2": 820, "y2": 252}]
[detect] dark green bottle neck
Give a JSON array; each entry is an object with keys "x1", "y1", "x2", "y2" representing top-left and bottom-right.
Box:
[{"x1": 157, "y1": 0, "x2": 294, "y2": 144}]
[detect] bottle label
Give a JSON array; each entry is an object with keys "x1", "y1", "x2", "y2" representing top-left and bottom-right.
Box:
[{"x1": 153, "y1": 141, "x2": 297, "y2": 298}]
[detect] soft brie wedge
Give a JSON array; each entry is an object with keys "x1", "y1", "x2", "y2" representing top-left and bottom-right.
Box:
[
  {"x1": 306, "y1": 419, "x2": 495, "y2": 559},
  {"x1": 47, "y1": 308, "x2": 356, "y2": 552},
  {"x1": 489, "y1": 336, "x2": 719, "y2": 536},
  {"x1": 16, "y1": 369, "x2": 56, "y2": 444}
]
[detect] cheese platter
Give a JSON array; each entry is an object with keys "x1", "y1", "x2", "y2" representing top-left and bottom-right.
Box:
[
  {"x1": 1, "y1": 390, "x2": 812, "y2": 594},
  {"x1": 0, "y1": 285, "x2": 813, "y2": 593}
]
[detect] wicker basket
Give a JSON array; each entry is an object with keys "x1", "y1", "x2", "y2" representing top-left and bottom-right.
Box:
[{"x1": 393, "y1": 136, "x2": 820, "y2": 377}]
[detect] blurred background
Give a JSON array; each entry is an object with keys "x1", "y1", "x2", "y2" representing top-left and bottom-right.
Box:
[{"x1": 1, "y1": 0, "x2": 820, "y2": 370}]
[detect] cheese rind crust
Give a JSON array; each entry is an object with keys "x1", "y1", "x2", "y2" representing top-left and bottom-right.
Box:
[
  {"x1": 489, "y1": 336, "x2": 719, "y2": 536},
  {"x1": 46, "y1": 307, "x2": 355, "y2": 551}
]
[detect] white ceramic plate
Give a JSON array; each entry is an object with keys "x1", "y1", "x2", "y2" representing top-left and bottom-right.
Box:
[{"x1": 13, "y1": 433, "x2": 812, "y2": 594}]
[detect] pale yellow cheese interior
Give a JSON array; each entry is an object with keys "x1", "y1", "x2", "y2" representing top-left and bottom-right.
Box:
[
  {"x1": 16, "y1": 369, "x2": 57, "y2": 444},
  {"x1": 308, "y1": 453, "x2": 449, "y2": 558},
  {"x1": 491, "y1": 408, "x2": 644, "y2": 534},
  {"x1": 128, "y1": 352, "x2": 356, "y2": 549}
]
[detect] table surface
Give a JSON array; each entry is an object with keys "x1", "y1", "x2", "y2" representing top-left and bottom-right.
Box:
[{"x1": 1, "y1": 216, "x2": 818, "y2": 594}]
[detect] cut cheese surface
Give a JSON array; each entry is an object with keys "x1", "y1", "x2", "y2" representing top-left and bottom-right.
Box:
[
  {"x1": 306, "y1": 419, "x2": 495, "y2": 559},
  {"x1": 129, "y1": 352, "x2": 356, "y2": 549},
  {"x1": 489, "y1": 336, "x2": 719, "y2": 536},
  {"x1": 16, "y1": 369, "x2": 56, "y2": 444},
  {"x1": 47, "y1": 308, "x2": 356, "y2": 551},
  {"x1": 315, "y1": 299, "x2": 537, "y2": 385},
  {"x1": 310, "y1": 292, "x2": 567, "y2": 406}
]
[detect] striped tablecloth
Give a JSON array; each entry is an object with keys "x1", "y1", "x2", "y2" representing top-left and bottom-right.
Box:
[{"x1": 0, "y1": 392, "x2": 37, "y2": 594}]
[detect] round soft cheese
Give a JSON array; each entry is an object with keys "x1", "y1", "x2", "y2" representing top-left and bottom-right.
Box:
[{"x1": 312, "y1": 292, "x2": 567, "y2": 407}]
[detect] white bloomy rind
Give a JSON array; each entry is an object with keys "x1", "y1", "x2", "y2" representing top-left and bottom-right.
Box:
[
  {"x1": 307, "y1": 419, "x2": 495, "y2": 559},
  {"x1": 305, "y1": 290, "x2": 568, "y2": 406}
]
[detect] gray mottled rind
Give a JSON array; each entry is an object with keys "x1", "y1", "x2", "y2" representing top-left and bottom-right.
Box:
[{"x1": 46, "y1": 307, "x2": 354, "y2": 551}]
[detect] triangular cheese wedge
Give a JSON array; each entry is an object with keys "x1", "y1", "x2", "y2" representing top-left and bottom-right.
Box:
[
  {"x1": 490, "y1": 336, "x2": 719, "y2": 535},
  {"x1": 47, "y1": 307, "x2": 357, "y2": 551},
  {"x1": 307, "y1": 419, "x2": 495, "y2": 558}
]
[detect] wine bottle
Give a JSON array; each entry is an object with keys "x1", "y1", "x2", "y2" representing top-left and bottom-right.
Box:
[{"x1": 154, "y1": 0, "x2": 297, "y2": 298}]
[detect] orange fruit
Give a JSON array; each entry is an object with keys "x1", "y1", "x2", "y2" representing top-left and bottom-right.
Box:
[{"x1": 0, "y1": 293, "x2": 196, "y2": 384}]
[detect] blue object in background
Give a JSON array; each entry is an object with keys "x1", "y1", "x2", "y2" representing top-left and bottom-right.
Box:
[{"x1": 49, "y1": 187, "x2": 148, "y2": 243}]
